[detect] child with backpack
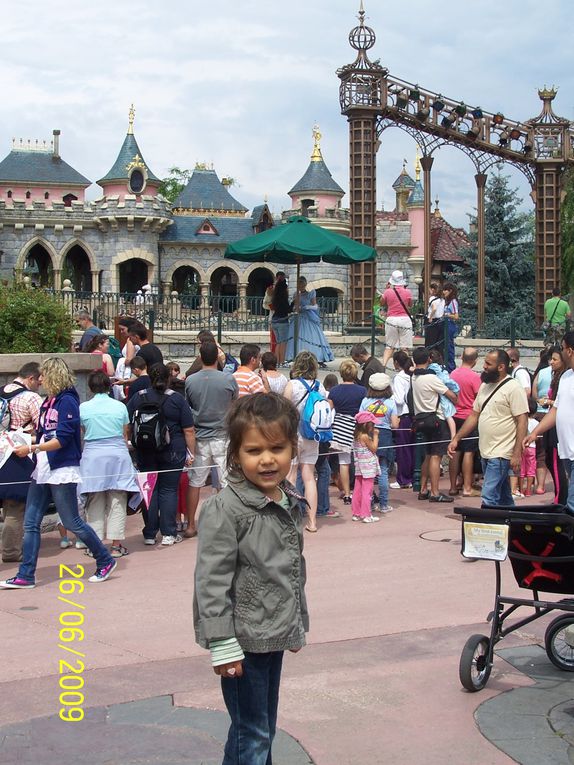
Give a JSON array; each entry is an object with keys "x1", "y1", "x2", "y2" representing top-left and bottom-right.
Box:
[
  {"x1": 352, "y1": 411, "x2": 381, "y2": 523},
  {"x1": 359, "y1": 373, "x2": 400, "y2": 513},
  {"x1": 283, "y1": 351, "x2": 333, "y2": 533},
  {"x1": 193, "y1": 392, "x2": 308, "y2": 765}
]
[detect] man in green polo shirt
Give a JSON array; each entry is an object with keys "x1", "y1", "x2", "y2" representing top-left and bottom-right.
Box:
[{"x1": 544, "y1": 287, "x2": 571, "y2": 344}]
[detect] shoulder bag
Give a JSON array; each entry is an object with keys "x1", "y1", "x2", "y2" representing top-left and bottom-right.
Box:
[{"x1": 392, "y1": 287, "x2": 413, "y2": 323}]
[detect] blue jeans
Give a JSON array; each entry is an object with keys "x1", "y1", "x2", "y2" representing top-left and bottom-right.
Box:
[
  {"x1": 296, "y1": 456, "x2": 331, "y2": 515},
  {"x1": 481, "y1": 458, "x2": 514, "y2": 507},
  {"x1": 563, "y1": 459, "x2": 574, "y2": 515},
  {"x1": 137, "y1": 450, "x2": 185, "y2": 539},
  {"x1": 221, "y1": 651, "x2": 284, "y2": 765},
  {"x1": 18, "y1": 480, "x2": 113, "y2": 583},
  {"x1": 377, "y1": 429, "x2": 395, "y2": 507}
]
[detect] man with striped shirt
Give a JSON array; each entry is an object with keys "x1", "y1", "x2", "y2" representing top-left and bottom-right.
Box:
[{"x1": 233, "y1": 344, "x2": 270, "y2": 397}]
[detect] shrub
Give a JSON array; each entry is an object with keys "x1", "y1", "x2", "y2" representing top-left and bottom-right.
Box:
[{"x1": 0, "y1": 286, "x2": 73, "y2": 353}]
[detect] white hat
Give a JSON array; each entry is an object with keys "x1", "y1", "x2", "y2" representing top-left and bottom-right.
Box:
[
  {"x1": 137, "y1": 289, "x2": 143, "y2": 295},
  {"x1": 368, "y1": 372, "x2": 392, "y2": 391},
  {"x1": 389, "y1": 270, "x2": 406, "y2": 286},
  {"x1": 142, "y1": 284, "x2": 151, "y2": 291}
]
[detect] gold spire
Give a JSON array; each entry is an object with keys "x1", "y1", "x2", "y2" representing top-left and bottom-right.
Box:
[
  {"x1": 311, "y1": 124, "x2": 323, "y2": 162},
  {"x1": 434, "y1": 197, "x2": 442, "y2": 218},
  {"x1": 415, "y1": 148, "x2": 421, "y2": 182},
  {"x1": 128, "y1": 104, "x2": 135, "y2": 135}
]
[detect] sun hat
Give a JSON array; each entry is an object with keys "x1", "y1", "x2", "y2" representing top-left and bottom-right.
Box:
[
  {"x1": 368, "y1": 372, "x2": 392, "y2": 391},
  {"x1": 355, "y1": 411, "x2": 377, "y2": 425},
  {"x1": 389, "y1": 270, "x2": 406, "y2": 286}
]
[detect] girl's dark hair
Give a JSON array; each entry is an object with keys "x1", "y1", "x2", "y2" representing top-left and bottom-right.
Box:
[
  {"x1": 429, "y1": 348, "x2": 444, "y2": 365},
  {"x1": 443, "y1": 281, "x2": 458, "y2": 300},
  {"x1": 261, "y1": 351, "x2": 278, "y2": 371},
  {"x1": 86, "y1": 334, "x2": 108, "y2": 353},
  {"x1": 393, "y1": 350, "x2": 412, "y2": 374},
  {"x1": 272, "y1": 278, "x2": 290, "y2": 317},
  {"x1": 323, "y1": 373, "x2": 339, "y2": 391},
  {"x1": 354, "y1": 420, "x2": 374, "y2": 439},
  {"x1": 149, "y1": 363, "x2": 170, "y2": 393},
  {"x1": 532, "y1": 348, "x2": 550, "y2": 379},
  {"x1": 550, "y1": 346, "x2": 566, "y2": 396},
  {"x1": 367, "y1": 385, "x2": 393, "y2": 399},
  {"x1": 87, "y1": 370, "x2": 111, "y2": 394},
  {"x1": 226, "y1": 392, "x2": 299, "y2": 475}
]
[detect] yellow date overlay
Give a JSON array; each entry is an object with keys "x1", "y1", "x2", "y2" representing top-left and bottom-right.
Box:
[{"x1": 58, "y1": 564, "x2": 86, "y2": 721}]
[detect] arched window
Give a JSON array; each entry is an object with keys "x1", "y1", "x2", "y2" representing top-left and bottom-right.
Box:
[
  {"x1": 44, "y1": 191, "x2": 50, "y2": 200},
  {"x1": 6, "y1": 190, "x2": 12, "y2": 198},
  {"x1": 25, "y1": 191, "x2": 31, "y2": 199}
]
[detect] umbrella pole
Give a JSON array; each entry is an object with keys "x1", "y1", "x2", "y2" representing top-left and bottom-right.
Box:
[{"x1": 293, "y1": 260, "x2": 301, "y2": 358}]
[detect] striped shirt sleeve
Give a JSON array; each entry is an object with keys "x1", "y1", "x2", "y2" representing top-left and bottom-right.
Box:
[{"x1": 209, "y1": 637, "x2": 245, "y2": 667}]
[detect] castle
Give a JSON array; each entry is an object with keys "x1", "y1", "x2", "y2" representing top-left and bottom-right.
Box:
[{"x1": 0, "y1": 110, "x2": 466, "y2": 314}]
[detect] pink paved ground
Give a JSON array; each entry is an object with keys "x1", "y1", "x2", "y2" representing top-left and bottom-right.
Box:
[{"x1": 0, "y1": 484, "x2": 555, "y2": 764}]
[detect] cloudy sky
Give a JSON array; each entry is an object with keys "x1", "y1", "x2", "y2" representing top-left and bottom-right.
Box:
[{"x1": 2, "y1": 0, "x2": 573, "y2": 227}]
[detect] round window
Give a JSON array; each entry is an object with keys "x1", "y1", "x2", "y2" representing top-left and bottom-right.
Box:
[{"x1": 129, "y1": 169, "x2": 145, "y2": 194}]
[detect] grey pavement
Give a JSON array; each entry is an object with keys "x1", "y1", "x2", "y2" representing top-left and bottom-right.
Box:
[{"x1": 0, "y1": 482, "x2": 573, "y2": 764}]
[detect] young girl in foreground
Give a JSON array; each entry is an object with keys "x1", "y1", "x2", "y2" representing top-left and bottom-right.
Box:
[
  {"x1": 194, "y1": 392, "x2": 309, "y2": 765},
  {"x1": 352, "y1": 411, "x2": 381, "y2": 523}
]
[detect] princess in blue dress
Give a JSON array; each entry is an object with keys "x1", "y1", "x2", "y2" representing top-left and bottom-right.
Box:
[{"x1": 286, "y1": 277, "x2": 334, "y2": 364}]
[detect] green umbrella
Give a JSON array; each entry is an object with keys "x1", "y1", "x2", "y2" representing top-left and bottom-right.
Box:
[
  {"x1": 225, "y1": 215, "x2": 377, "y2": 355},
  {"x1": 225, "y1": 215, "x2": 377, "y2": 269}
]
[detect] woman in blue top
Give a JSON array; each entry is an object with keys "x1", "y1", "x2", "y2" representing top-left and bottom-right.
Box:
[
  {"x1": 80, "y1": 371, "x2": 140, "y2": 558},
  {"x1": 0, "y1": 358, "x2": 116, "y2": 589},
  {"x1": 359, "y1": 372, "x2": 399, "y2": 513}
]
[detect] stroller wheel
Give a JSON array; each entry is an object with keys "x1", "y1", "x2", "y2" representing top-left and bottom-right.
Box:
[
  {"x1": 545, "y1": 615, "x2": 574, "y2": 672},
  {"x1": 459, "y1": 634, "x2": 492, "y2": 691}
]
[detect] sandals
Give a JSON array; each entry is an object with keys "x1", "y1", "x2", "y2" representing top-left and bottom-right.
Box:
[
  {"x1": 429, "y1": 494, "x2": 454, "y2": 503},
  {"x1": 111, "y1": 544, "x2": 129, "y2": 558},
  {"x1": 305, "y1": 525, "x2": 318, "y2": 533},
  {"x1": 418, "y1": 491, "x2": 430, "y2": 500}
]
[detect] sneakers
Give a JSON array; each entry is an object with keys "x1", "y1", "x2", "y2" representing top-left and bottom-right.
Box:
[
  {"x1": 429, "y1": 494, "x2": 454, "y2": 503},
  {"x1": 352, "y1": 515, "x2": 361, "y2": 522},
  {"x1": 343, "y1": 495, "x2": 352, "y2": 505},
  {"x1": 371, "y1": 502, "x2": 381, "y2": 513},
  {"x1": 75, "y1": 540, "x2": 87, "y2": 550},
  {"x1": 379, "y1": 505, "x2": 394, "y2": 513},
  {"x1": 161, "y1": 534, "x2": 183, "y2": 546},
  {"x1": 88, "y1": 559, "x2": 117, "y2": 583},
  {"x1": 523, "y1": 490, "x2": 532, "y2": 497},
  {"x1": 389, "y1": 482, "x2": 401, "y2": 490},
  {"x1": 512, "y1": 491, "x2": 525, "y2": 499},
  {"x1": 143, "y1": 537, "x2": 157, "y2": 545},
  {"x1": 362, "y1": 515, "x2": 380, "y2": 523},
  {"x1": 0, "y1": 576, "x2": 35, "y2": 589},
  {"x1": 322, "y1": 509, "x2": 342, "y2": 518},
  {"x1": 60, "y1": 537, "x2": 73, "y2": 549}
]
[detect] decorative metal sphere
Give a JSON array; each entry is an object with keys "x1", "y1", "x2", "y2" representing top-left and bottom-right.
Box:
[{"x1": 349, "y1": 24, "x2": 376, "y2": 51}]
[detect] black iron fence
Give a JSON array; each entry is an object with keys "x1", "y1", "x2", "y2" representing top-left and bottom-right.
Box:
[{"x1": 53, "y1": 291, "x2": 348, "y2": 334}]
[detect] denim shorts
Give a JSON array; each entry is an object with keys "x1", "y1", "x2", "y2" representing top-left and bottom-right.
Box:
[{"x1": 271, "y1": 317, "x2": 289, "y2": 343}]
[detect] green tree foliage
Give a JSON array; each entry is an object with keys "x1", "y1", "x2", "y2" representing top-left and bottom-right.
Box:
[
  {"x1": 560, "y1": 166, "x2": 574, "y2": 296},
  {"x1": 454, "y1": 171, "x2": 535, "y2": 337},
  {"x1": 158, "y1": 166, "x2": 192, "y2": 204},
  {"x1": 0, "y1": 286, "x2": 73, "y2": 353}
]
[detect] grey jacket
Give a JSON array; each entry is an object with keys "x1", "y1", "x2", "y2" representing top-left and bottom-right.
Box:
[{"x1": 193, "y1": 476, "x2": 309, "y2": 654}]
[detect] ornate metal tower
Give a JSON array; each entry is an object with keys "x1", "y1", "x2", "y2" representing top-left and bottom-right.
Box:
[{"x1": 338, "y1": 6, "x2": 574, "y2": 328}]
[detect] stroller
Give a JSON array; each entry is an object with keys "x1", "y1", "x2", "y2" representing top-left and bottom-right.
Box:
[{"x1": 455, "y1": 503, "x2": 574, "y2": 692}]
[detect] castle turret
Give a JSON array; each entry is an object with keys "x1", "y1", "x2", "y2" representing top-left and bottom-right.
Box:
[
  {"x1": 172, "y1": 163, "x2": 247, "y2": 216},
  {"x1": 392, "y1": 160, "x2": 415, "y2": 213},
  {"x1": 97, "y1": 106, "x2": 161, "y2": 199},
  {"x1": 286, "y1": 125, "x2": 348, "y2": 234}
]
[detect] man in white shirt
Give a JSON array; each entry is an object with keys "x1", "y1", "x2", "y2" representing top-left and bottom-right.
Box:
[
  {"x1": 508, "y1": 348, "x2": 532, "y2": 397},
  {"x1": 524, "y1": 331, "x2": 574, "y2": 515}
]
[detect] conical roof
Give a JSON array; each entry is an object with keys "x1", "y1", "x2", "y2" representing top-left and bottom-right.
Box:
[
  {"x1": 173, "y1": 166, "x2": 247, "y2": 214},
  {"x1": 288, "y1": 125, "x2": 344, "y2": 196},
  {"x1": 392, "y1": 164, "x2": 415, "y2": 191},
  {"x1": 407, "y1": 179, "x2": 424, "y2": 207},
  {"x1": 97, "y1": 107, "x2": 159, "y2": 185}
]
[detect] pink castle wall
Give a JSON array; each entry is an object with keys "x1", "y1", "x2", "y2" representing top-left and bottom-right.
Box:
[
  {"x1": 408, "y1": 206, "x2": 424, "y2": 256},
  {"x1": 98, "y1": 180, "x2": 160, "y2": 199},
  {"x1": 290, "y1": 192, "x2": 342, "y2": 216},
  {"x1": 0, "y1": 185, "x2": 86, "y2": 204}
]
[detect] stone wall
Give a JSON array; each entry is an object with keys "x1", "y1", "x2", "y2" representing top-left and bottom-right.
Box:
[{"x1": 0, "y1": 353, "x2": 102, "y2": 402}]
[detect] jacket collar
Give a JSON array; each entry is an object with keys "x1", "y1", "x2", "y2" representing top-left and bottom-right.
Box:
[{"x1": 226, "y1": 474, "x2": 306, "y2": 512}]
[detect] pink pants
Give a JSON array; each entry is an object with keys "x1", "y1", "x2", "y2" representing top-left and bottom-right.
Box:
[
  {"x1": 520, "y1": 448, "x2": 536, "y2": 479},
  {"x1": 352, "y1": 475, "x2": 375, "y2": 518}
]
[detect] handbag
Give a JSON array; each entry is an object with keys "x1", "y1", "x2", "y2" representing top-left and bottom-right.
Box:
[
  {"x1": 410, "y1": 376, "x2": 441, "y2": 435},
  {"x1": 541, "y1": 298, "x2": 561, "y2": 332}
]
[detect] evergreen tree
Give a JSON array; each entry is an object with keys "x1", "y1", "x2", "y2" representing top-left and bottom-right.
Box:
[{"x1": 454, "y1": 170, "x2": 535, "y2": 337}]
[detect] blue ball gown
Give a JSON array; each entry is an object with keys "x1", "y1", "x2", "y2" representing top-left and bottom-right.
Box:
[{"x1": 286, "y1": 289, "x2": 334, "y2": 363}]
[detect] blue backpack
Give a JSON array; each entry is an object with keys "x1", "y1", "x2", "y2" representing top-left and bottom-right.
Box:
[{"x1": 298, "y1": 379, "x2": 335, "y2": 443}]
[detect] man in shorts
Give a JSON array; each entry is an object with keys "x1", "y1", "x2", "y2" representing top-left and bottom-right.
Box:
[
  {"x1": 185, "y1": 341, "x2": 238, "y2": 535},
  {"x1": 412, "y1": 347, "x2": 458, "y2": 503}
]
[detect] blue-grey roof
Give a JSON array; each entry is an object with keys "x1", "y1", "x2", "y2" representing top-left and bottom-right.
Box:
[
  {"x1": 0, "y1": 150, "x2": 90, "y2": 186},
  {"x1": 407, "y1": 179, "x2": 424, "y2": 207},
  {"x1": 97, "y1": 133, "x2": 160, "y2": 184},
  {"x1": 288, "y1": 158, "x2": 344, "y2": 196},
  {"x1": 160, "y1": 215, "x2": 258, "y2": 244},
  {"x1": 251, "y1": 204, "x2": 265, "y2": 221},
  {"x1": 173, "y1": 169, "x2": 247, "y2": 213},
  {"x1": 392, "y1": 170, "x2": 416, "y2": 191}
]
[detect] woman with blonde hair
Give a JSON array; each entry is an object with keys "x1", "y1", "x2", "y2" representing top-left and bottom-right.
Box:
[
  {"x1": 283, "y1": 351, "x2": 327, "y2": 532},
  {"x1": 0, "y1": 358, "x2": 117, "y2": 589}
]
